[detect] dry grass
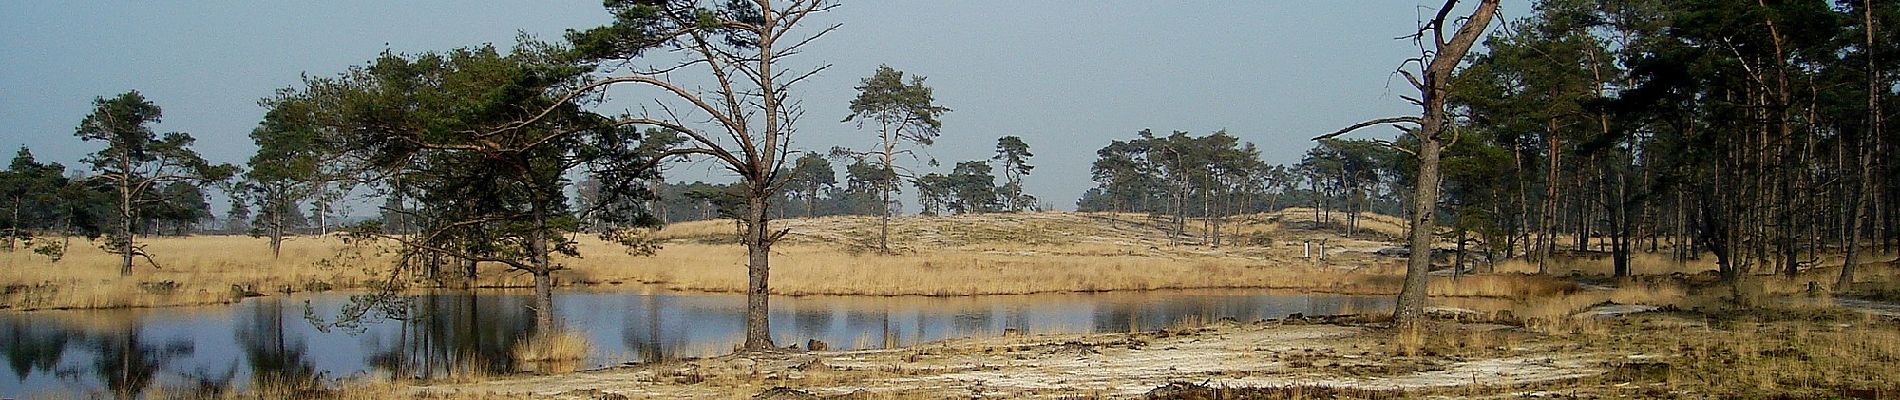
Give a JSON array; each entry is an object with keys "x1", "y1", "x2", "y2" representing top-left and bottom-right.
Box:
[
  {"x1": 585, "y1": 241, "x2": 1400, "y2": 296},
  {"x1": 1270, "y1": 207, "x2": 1412, "y2": 240},
  {"x1": 510, "y1": 330, "x2": 592, "y2": 374},
  {"x1": 1573, "y1": 305, "x2": 1900, "y2": 398},
  {"x1": 566, "y1": 239, "x2": 1582, "y2": 299},
  {"x1": 0, "y1": 235, "x2": 386, "y2": 311},
  {"x1": 1513, "y1": 283, "x2": 1688, "y2": 336},
  {"x1": 1428, "y1": 273, "x2": 1575, "y2": 298},
  {"x1": 0, "y1": 210, "x2": 1648, "y2": 311},
  {"x1": 1669, "y1": 315, "x2": 1900, "y2": 397},
  {"x1": 1492, "y1": 251, "x2": 1715, "y2": 276},
  {"x1": 1389, "y1": 321, "x2": 1521, "y2": 359}
]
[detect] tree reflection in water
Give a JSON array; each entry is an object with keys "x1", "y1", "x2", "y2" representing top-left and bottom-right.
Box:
[
  {"x1": 365, "y1": 292, "x2": 534, "y2": 380},
  {"x1": 237, "y1": 298, "x2": 317, "y2": 392},
  {"x1": 1, "y1": 318, "x2": 71, "y2": 382},
  {"x1": 91, "y1": 322, "x2": 193, "y2": 399},
  {"x1": 0, "y1": 290, "x2": 1395, "y2": 396}
]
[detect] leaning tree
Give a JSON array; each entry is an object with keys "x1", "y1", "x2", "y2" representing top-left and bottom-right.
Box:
[{"x1": 1315, "y1": 0, "x2": 1500, "y2": 325}]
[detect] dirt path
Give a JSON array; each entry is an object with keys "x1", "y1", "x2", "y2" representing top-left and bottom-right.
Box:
[{"x1": 422, "y1": 320, "x2": 1615, "y2": 398}]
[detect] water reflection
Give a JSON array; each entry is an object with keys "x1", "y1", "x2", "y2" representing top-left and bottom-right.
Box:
[
  {"x1": 363, "y1": 293, "x2": 535, "y2": 380},
  {"x1": 236, "y1": 298, "x2": 316, "y2": 391},
  {"x1": 90, "y1": 323, "x2": 195, "y2": 399},
  {"x1": 2, "y1": 317, "x2": 71, "y2": 382},
  {"x1": 0, "y1": 289, "x2": 1392, "y2": 396}
]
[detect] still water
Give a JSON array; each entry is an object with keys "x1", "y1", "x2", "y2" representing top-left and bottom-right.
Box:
[{"x1": 0, "y1": 289, "x2": 1390, "y2": 397}]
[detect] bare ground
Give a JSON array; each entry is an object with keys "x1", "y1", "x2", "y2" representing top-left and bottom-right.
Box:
[{"x1": 419, "y1": 319, "x2": 1618, "y2": 399}]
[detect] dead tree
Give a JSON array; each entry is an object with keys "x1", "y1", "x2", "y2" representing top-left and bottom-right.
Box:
[{"x1": 1315, "y1": 0, "x2": 1500, "y2": 325}]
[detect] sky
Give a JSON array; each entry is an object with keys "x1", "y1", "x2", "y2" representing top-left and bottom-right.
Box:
[{"x1": 0, "y1": 1, "x2": 1531, "y2": 215}]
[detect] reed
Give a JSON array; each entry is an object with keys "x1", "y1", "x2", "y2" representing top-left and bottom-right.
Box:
[{"x1": 510, "y1": 330, "x2": 592, "y2": 374}]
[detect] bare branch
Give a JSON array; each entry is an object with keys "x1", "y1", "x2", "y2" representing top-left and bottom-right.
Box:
[
  {"x1": 1313, "y1": 116, "x2": 1423, "y2": 141},
  {"x1": 1398, "y1": 68, "x2": 1426, "y2": 91}
]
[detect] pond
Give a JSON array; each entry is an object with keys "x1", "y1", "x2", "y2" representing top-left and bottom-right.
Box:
[{"x1": 0, "y1": 288, "x2": 1392, "y2": 398}]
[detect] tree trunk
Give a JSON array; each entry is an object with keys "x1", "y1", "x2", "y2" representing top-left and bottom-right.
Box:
[
  {"x1": 878, "y1": 179, "x2": 891, "y2": 254},
  {"x1": 742, "y1": 188, "x2": 776, "y2": 350},
  {"x1": 1538, "y1": 116, "x2": 1561, "y2": 274},
  {"x1": 1397, "y1": 127, "x2": 1446, "y2": 324},
  {"x1": 1841, "y1": 2, "x2": 1879, "y2": 290},
  {"x1": 7, "y1": 199, "x2": 20, "y2": 252},
  {"x1": 269, "y1": 197, "x2": 284, "y2": 259},
  {"x1": 1454, "y1": 227, "x2": 1467, "y2": 279},
  {"x1": 118, "y1": 155, "x2": 135, "y2": 276},
  {"x1": 314, "y1": 182, "x2": 328, "y2": 236},
  {"x1": 530, "y1": 199, "x2": 555, "y2": 332}
]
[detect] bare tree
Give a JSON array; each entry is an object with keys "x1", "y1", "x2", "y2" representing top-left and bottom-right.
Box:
[
  {"x1": 562, "y1": 0, "x2": 840, "y2": 350},
  {"x1": 1315, "y1": 0, "x2": 1500, "y2": 325}
]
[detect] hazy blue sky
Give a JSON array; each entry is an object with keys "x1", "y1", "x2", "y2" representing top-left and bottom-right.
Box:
[{"x1": 1, "y1": 1, "x2": 1528, "y2": 213}]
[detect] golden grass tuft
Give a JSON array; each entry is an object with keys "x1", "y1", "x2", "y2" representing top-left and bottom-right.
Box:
[
  {"x1": 511, "y1": 330, "x2": 592, "y2": 374},
  {"x1": 1513, "y1": 282, "x2": 1687, "y2": 335}
]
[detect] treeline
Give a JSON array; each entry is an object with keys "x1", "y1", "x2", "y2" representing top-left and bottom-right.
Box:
[
  {"x1": 627, "y1": 134, "x2": 1042, "y2": 225},
  {"x1": 0, "y1": 92, "x2": 404, "y2": 266},
  {"x1": 0, "y1": 94, "x2": 236, "y2": 266},
  {"x1": 1076, "y1": 129, "x2": 1407, "y2": 245}
]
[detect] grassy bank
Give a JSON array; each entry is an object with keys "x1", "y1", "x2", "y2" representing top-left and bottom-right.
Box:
[
  {"x1": 4, "y1": 210, "x2": 1893, "y2": 312},
  {"x1": 0, "y1": 211, "x2": 1541, "y2": 311},
  {"x1": 0, "y1": 235, "x2": 382, "y2": 310}
]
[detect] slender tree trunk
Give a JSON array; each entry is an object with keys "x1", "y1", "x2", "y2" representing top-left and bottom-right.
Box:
[
  {"x1": 1454, "y1": 227, "x2": 1467, "y2": 279},
  {"x1": 1842, "y1": 3, "x2": 1880, "y2": 289},
  {"x1": 7, "y1": 199, "x2": 20, "y2": 252},
  {"x1": 270, "y1": 195, "x2": 284, "y2": 259},
  {"x1": 1538, "y1": 117, "x2": 1561, "y2": 274},
  {"x1": 118, "y1": 156, "x2": 135, "y2": 276},
  {"x1": 530, "y1": 198, "x2": 555, "y2": 332},
  {"x1": 878, "y1": 179, "x2": 891, "y2": 254},
  {"x1": 877, "y1": 123, "x2": 896, "y2": 254},
  {"x1": 314, "y1": 182, "x2": 328, "y2": 236}
]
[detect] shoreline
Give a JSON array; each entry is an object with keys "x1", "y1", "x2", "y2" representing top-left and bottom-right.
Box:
[
  {"x1": 398, "y1": 304, "x2": 1900, "y2": 399},
  {"x1": 4, "y1": 276, "x2": 1567, "y2": 313},
  {"x1": 1, "y1": 212, "x2": 1700, "y2": 313}
]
